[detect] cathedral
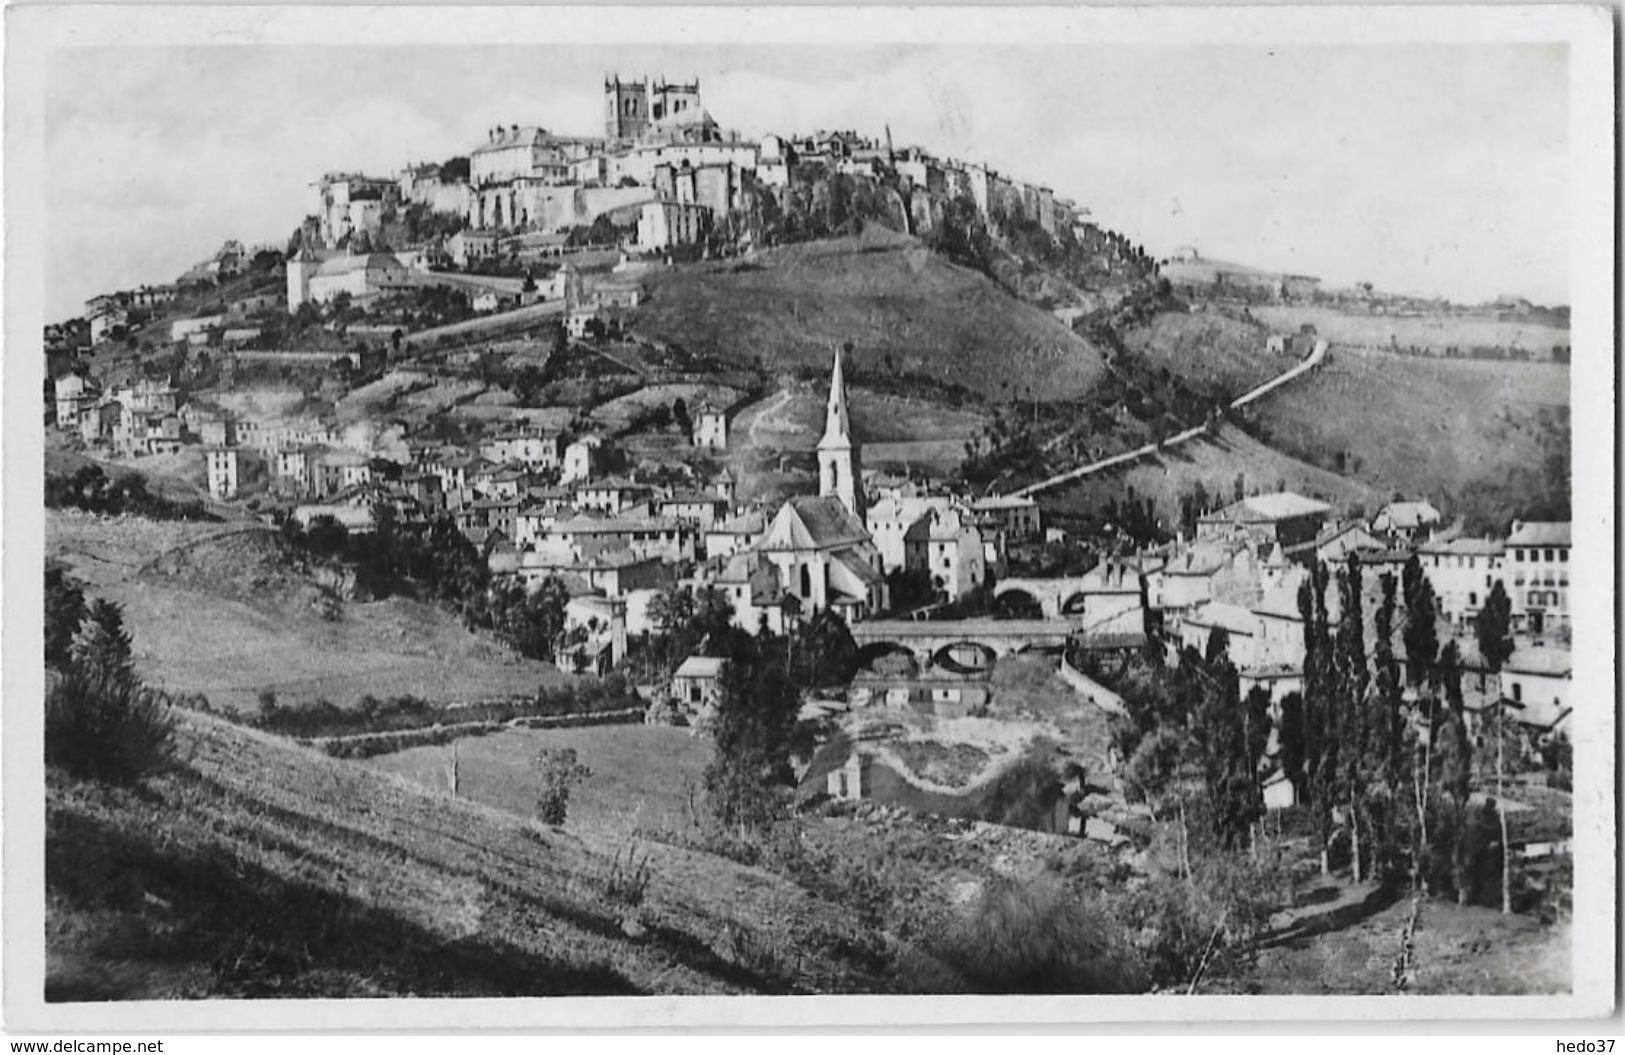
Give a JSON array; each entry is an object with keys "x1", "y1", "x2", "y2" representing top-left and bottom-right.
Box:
[{"x1": 757, "y1": 348, "x2": 890, "y2": 623}]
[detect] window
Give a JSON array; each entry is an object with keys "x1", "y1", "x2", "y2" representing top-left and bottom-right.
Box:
[
  {"x1": 800, "y1": 565, "x2": 812, "y2": 597},
  {"x1": 1469, "y1": 592, "x2": 1477, "y2": 606},
  {"x1": 1544, "y1": 548, "x2": 1554, "y2": 562},
  {"x1": 1515, "y1": 550, "x2": 1524, "y2": 562},
  {"x1": 1560, "y1": 549, "x2": 1568, "y2": 562},
  {"x1": 1511, "y1": 682, "x2": 1522, "y2": 703}
]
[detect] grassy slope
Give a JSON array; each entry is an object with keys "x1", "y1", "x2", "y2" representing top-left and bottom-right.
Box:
[
  {"x1": 1246, "y1": 347, "x2": 1569, "y2": 514},
  {"x1": 47, "y1": 510, "x2": 564, "y2": 712},
  {"x1": 46, "y1": 712, "x2": 897, "y2": 999},
  {"x1": 1248, "y1": 891, "x2": 1569, "y2": 996},
  {"x1": 1119, "y1": 309, "x2": 1283, "y2": 399},
  {"x1": 631, "y1": 227, "x2": 1108, "y2": 402},
  {"x1": 1252, "y1": 304, "x2": 1569, "y2": 355},
  {"x1": 365, "y1": 725, "x2": 713, "y2": 838},
  {"x1": 1042, "y1": 424, "x2": 1385, "y2": 525}
]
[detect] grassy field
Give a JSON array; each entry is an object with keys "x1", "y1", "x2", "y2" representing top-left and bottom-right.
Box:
[
  {"x1": 364, "y1": 724, "x2": 712, "y2": 836},
  {"x1": 1248, "y1": 888, "x2": 1569, "y2": 995},
  {"x1": 631, "y1": 226, "x2": 1109, "y2": 403},
  {"x1": 1042, "y1": 423, "x2": 1385, "y2": 526},
  {"x1": 1120, "y1": 309, "x2": 1284, "y2": 399},
  {"x1": 46, "y1": 711, "x2": 898, "y2": 999},
  {"x1": 589, "y1": 382, "x2": 744, "y2": 434},
  {"x1": 46, "y1": 510, "x2": 564, "y2": 712},
  {"x1": 1253, "y1": 304, "x2": 1569, "y2": 356},
  {"x1": 1245, "y1": 347, "x2": 1569, "y2": 528},
  {"x1": 730, "y1": 383, "x2": 987, "y2": 452}
]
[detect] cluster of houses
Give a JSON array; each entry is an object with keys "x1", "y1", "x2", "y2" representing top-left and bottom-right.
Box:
[
  {"x1": 1145, "y1": 493, "x2": 1572, "y2": 731},
  {"x1": 53, "y1": 374, "x2": 186, "y2": 458},
  {"x1": 295, "y1": 73, "x2": 1089, "y2": 312}
]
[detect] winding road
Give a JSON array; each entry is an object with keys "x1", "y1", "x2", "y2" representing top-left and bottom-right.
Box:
[{"x1": 1007, "y1": 340, "x2": 1328, "y2": 499}]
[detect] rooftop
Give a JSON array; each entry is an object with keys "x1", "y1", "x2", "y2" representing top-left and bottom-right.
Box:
[
  {"x1": 1205, "y1": 491, "x2": 1332, "y2": 523},
  {"x1": 674, "y1": 656, "x2": 727, "y2": 680},
  {"x1": 1506, "y1": 521, "x2": 1571, "y2": 548}
]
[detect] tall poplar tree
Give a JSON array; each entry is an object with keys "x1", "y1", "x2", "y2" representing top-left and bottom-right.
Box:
[
  {"x1": 1475, "y1": 579, "x2": 1516, "y2": 914},
  {"x1": 1333, "y1": 555, "x2": 1370, "y2": 881},
  {"x1": 1401, "y1": 556, "x2": 1439, "y2": 688}
]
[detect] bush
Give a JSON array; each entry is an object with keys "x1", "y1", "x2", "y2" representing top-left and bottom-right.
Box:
[
  {"x1": 45, "y1": 669, "x2": 177, "y2": 786},
  {"x1": 535, "y1": 747, "x2": 591, "y2": 825},
  {"x1": 603, "y1": 840, "x2": 654, "y2": 909},
  {"x1": 938, "y1": 875, "x2": 1145, "y2": 994}
]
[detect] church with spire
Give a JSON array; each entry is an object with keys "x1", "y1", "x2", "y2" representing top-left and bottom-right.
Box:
[{"x1": 756, "y1": 347, "x2": 889, "y2": 622}]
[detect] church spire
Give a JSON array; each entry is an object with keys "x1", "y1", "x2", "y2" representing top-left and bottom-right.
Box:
[
  {"x1": 817, "y1": 345, "x2": 863, "y2": 522},
  {"x1": 819, "y1": 345, "x2": 852, "y2": 451}
]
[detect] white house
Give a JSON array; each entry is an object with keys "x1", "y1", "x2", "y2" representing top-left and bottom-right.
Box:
[
  {"x1": 1419, "y1": 536, "x2": 1506, "y2": 630},
  {"x1": 1505, "y1": 520, "x2": 1570, "y2": 635},
  {"x1": 204, "y1": 446, "x2": 240, "y2": 500},
  {"x1": 694, "y1": 404, "x2": 728, "y2": 450},
  {"x1": 560, "y1": 436, "x2": 603, "y2": 484},
  {"x1": 902, "y1": 507, "x2": 986, "y2": 602},
  {"x1": 1500, "y1": 646, "x2": 1572, "y2": 730}
]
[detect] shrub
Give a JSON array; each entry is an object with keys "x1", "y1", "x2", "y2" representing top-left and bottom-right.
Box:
[
  {"x1": 535, "y1": 747, "x2": 591, "y2": 825},
  {"x1": 45, "y1": 669, "x2": 177, "y2": 786},
  {"x1": 938, "y1": 875, "x2": 1145, "y2": 994},
  {"x1": 603, "y1": 840, "x2": 654, "y2": 909}
]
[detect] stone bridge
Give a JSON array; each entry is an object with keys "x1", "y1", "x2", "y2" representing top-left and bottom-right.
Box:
[
  {"x1": 992, "y1": 576, "x2": 1097, "y2": 619},
  {"x1": 993, "y1": 568, "x2": 1144, "y2": 624},
  {"x1": 850, "y1": 618, "x2": 1075, "y2": 676}
]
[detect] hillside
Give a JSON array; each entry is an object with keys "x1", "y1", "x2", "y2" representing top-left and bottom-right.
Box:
[
  {"x1": 1251, "y1": 304, "x2": 1569, "y2": 358},
  {"x1": 46, "y1": 711, "x2": 903, "y2": 999},
  {"x1": 1040, "y1": 423, "x2": 1385, "y2": 529},
  {"x1": 1243, "y1": 347, "x2": 1570, "y2": 530},
  {"x1": 631, "y1": 226, "x2": 1109, "y2": 403},
  {"x1": 47, "y1": 509, "x2": 563, "y2": 712},
  {"x1": 1119, "y1": 308, "x2": 1283, "y2": 400}
]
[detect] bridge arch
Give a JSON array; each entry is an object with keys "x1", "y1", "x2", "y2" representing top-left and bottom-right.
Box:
[
  {"x1": 1060, "y1": 592, "x2": 1092, "y2": 616},
  {"x1": 856, "y1": 641, "x2": 922, "y2": 678},
  {"x1": 992, "y1": 586, "x2": 1046, "y2": 620},
  {"x1": 931, "y1": 640, "x2": 999, "y2": 675}
]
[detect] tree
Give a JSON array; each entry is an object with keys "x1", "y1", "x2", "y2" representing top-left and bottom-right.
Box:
[
  {"x1": 70, "y1": 598, "x2": 135, "y2": 694},
  {"x1": 1277, "y1": 691, "x2": 1307, "y2": 802},
  {"x1": 1401, "y1": 556, "x2": 1439, "y2": 687},
  {"x1": 1333, "y1": 555, "x2": 1370, "y2": 881},
  {"x1": 672, "y1": 397, "x2": 692, "y2": 439},
  {"x1": 304, "y1": 514, "x2": 349, "y2": 557},
  {"x1": 47, "y1": 595, "x2": 175, "y2": 786},
  {"x1": 702, "y1": 639, "x2": 801, "y2": 834},
  {"x1": 1433, "y1": 640, "x2": 1477, "y2": 904},
  {"x1": 1367, "y1": 571, "x2": 1412, "y2": 884},
  {"x1": 788, "y1": 608, "x2": 859, "y2": 689},
  {"x1": 1475, "y1": 581, "x2": 1515, "y2": 676},
  {"x1": 1296, "y1": 561, "x2": 1339, "y2": 873},
  {"x1": 45, "y1": 564, "x2": 88, "y2": 670},
  {"x1": 1474, "y1": 578, "x2": 1515, "y2": 914},
  {"x1": 535, "y1": 747, "x2": 591, "y2": 825}
]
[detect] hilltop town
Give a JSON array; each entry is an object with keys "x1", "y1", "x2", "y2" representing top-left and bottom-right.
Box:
[{"x1": 42, "y1": 72, "x2": 1574, "y2": 999}]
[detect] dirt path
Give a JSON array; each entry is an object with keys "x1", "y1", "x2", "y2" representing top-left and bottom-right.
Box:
[
  {"x1": 1009, "y1": 340, "x2": 1328, "y2": 498},
  {"x1": 745, "y1": 388, "x2": 802, "y2": 449}
]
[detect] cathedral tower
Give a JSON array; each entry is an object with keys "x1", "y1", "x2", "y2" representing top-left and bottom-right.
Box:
[
  {"x1": 818, "y1": 346, "x2": 864, "y2": 523},
  {"x1": 604, "y1": 75, "x2": 650, "y2": 140}
]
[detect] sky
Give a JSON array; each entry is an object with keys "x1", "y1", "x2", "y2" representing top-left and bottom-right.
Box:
[{"x1": 44, "y1": 42, "x2": 1570, "y2": 322}]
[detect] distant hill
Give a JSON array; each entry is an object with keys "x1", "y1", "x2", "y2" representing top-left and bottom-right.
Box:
[
  {"x1": 1244, "y1": 346, "x2": 1570, "y2": 532},
  {"x1": 630, "y1": 226, "x2": 1110, "y2": 403}
]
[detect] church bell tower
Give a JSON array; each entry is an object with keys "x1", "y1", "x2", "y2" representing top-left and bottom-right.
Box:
[{"x1": 818, "y1": 346, "x2": 864, "y2": 523}]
